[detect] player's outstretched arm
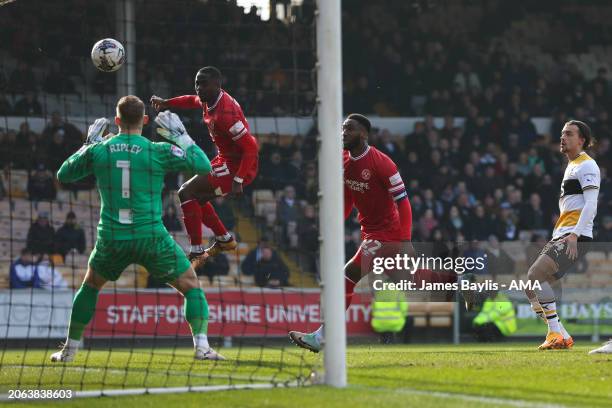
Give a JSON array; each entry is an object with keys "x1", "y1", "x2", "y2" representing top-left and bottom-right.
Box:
[
  {"x1": 151, "y1": 94, "x2": 202, "y2": 111},
  {"x1": 150, "y1": 95, "x2": 169, "y2": 111},
  {"x1": 57, "y1": 117, "x2": 108, "y2": 183},
  {"x1": 155, "y1": 110, "x2": 212, "y2": 175}
]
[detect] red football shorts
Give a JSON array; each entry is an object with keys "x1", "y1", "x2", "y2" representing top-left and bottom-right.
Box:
[
  {"x1": 207, "y1": 156, "x2": 257, "y2": 196},
  {"x1": 350, "y1": 228, "x2": 404, "y2": 268}
]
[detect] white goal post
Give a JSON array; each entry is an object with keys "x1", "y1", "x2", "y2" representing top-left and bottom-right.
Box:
[{"x1": 316, "y1": 0, "x2": 347, "y2": 388}]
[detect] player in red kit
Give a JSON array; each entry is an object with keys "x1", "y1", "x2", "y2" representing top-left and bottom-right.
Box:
[
  {"x1": 289, "y1": 113, "x2": 414, "y2": 352},
  {"x1": 150, "y1": 67, "x2": 258, "y2": 264}
]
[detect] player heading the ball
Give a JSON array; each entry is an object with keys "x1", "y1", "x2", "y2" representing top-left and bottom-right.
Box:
[
  {"x1": 150, "y1": 66, "x2": 259, "y2": 266},
  {"x1": 52, "y1": 96, "x2": 225, "y2": 362}
]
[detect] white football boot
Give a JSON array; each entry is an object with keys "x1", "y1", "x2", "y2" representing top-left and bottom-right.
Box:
[
  {"x1": 589, "y1": 339, "x2": 612, "y2": 355},
  {"x1": 50, "y1": 344, "x2": 77, "y2": 363},
  {"x1": 195, "y1": 347, "x2": 226, "y2": 361}
]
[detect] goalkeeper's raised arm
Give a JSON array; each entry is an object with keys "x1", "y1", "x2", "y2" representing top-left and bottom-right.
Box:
[
  {"x1": 58, "y1": 105, "x2": 210, "y2": 185},
  {"x1": 154, "y1": 110, "x2": 212, "y2": 175},
  {"x1": 57, "y1": 96, "x2": 212, "y2": 240}
]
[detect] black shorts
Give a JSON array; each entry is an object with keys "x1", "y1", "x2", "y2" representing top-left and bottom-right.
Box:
[{"x1": 540, "y1": 233, "x2": 592, "y2": 279}]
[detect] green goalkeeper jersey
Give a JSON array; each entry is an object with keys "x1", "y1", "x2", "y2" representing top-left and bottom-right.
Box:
[{"x1": 57, "y1": 133, "x2": 211, "y2": 240}]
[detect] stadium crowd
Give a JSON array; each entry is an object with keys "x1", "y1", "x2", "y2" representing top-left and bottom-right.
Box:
[
  {"x1": 0, "y1": 0, "x2": 315, "y2": 116},
  {"x1": 1, "y1": 0, "x2": 612, "y2": 285}
]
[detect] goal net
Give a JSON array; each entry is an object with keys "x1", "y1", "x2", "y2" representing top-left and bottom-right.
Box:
[{"x1": 0, "y1": 0, "x2": 330, "y2": 397}]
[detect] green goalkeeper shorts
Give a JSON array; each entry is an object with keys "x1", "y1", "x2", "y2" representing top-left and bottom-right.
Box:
[{"x1": 89, "y1": 234, "x2": 191, "y2": 283}]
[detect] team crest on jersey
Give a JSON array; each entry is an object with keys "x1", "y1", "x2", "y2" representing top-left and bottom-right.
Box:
[
  {"x1": 171, "y1": 145, "x2": 185, "y2": 158},
  {"x1": 361, "y1": 169, "x2": 371, "y2": 180}
]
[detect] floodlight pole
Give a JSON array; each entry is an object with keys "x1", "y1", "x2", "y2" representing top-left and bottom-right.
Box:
[
  {"x1": 116, "y1": 0, "x2": 136, "y2": 97},
  {"x1": 316, "y1": 0, "x2": 346, "y2": 388}
]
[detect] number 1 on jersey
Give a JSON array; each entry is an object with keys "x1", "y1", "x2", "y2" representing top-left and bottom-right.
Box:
[{"x1": 116, "y1": 160, "x2": 130, "y2": 198}]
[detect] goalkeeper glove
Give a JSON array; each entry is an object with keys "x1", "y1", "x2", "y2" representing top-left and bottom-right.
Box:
[
  {"x1": 155, "y1": 110, "x2": 195, "y2": 150},
  {"x1": 86, "y1": 117, "x2": 110, "y2": 145}
]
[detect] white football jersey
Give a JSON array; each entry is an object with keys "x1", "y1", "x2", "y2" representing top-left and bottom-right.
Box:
[{"x1": 553, "y1": 152, "x2": 600, "y2": 239}]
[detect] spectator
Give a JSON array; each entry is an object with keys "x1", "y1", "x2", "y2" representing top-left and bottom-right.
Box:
[
  {"x1": 484, "y1": 235, "x2": 515, "y2": 276},
  {"x1": 212, "y1": 196, "x2": 235, "y2": 232},
  {"x1": 9, "y1": 248, "x2": 37, "y2": 288},
  {"x1": 162, "y1": 204, "x2": 182, "y2": 232},
  {"x1": 14, "y1": 123, "x2": 44, "y2": 168},
  {"x1": 296, "y1": 161, "x2": 318, "y2": 204},
  {"x1": 422, "y1": 189, "x2": 444, "y2": 219},
  {"x1": 444, "y1": 206, "x2": 465, "y2": 241},
  {"x1": 418, "y1": 209, "x2": 438, "y2": 240},
  {"x1": 536, "y1": 174, "x2": 557, "y2": 216},
  {"x1": 0, "y1": 92, "x2": 12, "y2": 115},
  {"x1": 468, "y1": 205, "x2": 494, "y2": 241},
  {"x1": 590, "y1": 67, "x2": 609, "y2": 102},
  {"x1": 518, "y1": 193, "x2": 546, "y2": 232},
  {"x1": 277, "y1": 185, "x2": 300, "y2": 248},
  {"x1": 475, "y1": 166, "x2": 504, "y2": 200},
  {"x1": 297, "y1": 204, "x2": 319, "y2": 274},
  {"x1": 195, "y1": 252, "x2": 230, "y2": 284},
  {"x1": 28, "y1": 164, "x2": 57, "y2": 202},
  {"x1": 495, "y1": 203, "x2": 518, "y2": 241},
  {"x1": 375, "y1": 129, "x2": 401, "y2": 163},
  {"x1": 453, "y1": 61, "x2": 481, "y2": 93},
  {"x1": 258, "y1": 150, "x2": 286, "y2": 191},
  {"x1": 284, "y1": 150, "x2": 303, "y2": 186},
  {"x1": 55, "y1": 211, "x2": 86, "y2": 259},
  {"x1": 26, "y1": 212, "x2": 55, "y2": 255},
  {"x1": 46, "y1": 129, "x2": 73, "y2": 171},
  {"x1": 241, "y1": 240, "x2": 290, "y2": 287},
  {"x1": 34, "y1": 253, "x2": 68, "y2": 290},
  {"x1": 8, "y1": 61, "x2": 37, "y2": 94},
  {"x1": 42, "y1": 111, "x2": 82, "y2": 151},
  {"x1": 13, "y1": 91, "x2": 42, "y2": 116}
]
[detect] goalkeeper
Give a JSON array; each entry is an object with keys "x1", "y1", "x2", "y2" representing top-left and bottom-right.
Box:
[{"x1": 51, "y1": 95, "x2": 224, "y2": 362}]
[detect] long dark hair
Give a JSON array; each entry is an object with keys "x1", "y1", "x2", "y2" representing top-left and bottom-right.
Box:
[{"x1": 566, "y1": 119, "x2": 593, "y2": 149}]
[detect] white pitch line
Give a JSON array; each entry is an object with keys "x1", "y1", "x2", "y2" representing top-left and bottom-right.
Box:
[
  {"x1": 1, "y1": 364, "x2": 291, "y2": 385},
  {"x1": 356, "y1": 386, "x2": 569, "y2": 408}
]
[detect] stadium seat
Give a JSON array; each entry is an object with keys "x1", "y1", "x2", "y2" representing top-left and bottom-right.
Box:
[
  {"x1": 239, "y1": 274, "x2": 255, "y2": 286},
  {"x1": 586, "y1": 251, "x2": 605, "y2": 261},
  {"x1": 8, "y1": 170, "x2": 28, "y2": 198}
]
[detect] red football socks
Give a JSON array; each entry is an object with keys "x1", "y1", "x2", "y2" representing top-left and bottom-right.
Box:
[
  {"x1": 181, "y1": 199, "x2": 203, "y2": 246},
  {"x1": 201, "y1": 202, "x2": 229, "y2": 238}
]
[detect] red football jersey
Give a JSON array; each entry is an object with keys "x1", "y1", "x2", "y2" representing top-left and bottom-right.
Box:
[
  {"x1": 166, "y1": 89, "x2": 258, "y2": 179},
  {"x1": 344, "y1": 146, "x2": 407, "y2": 238}
]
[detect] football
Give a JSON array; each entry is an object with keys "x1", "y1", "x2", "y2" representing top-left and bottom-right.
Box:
[{"x1": 91, "y1": 38, "x2": 125, "y2": 72}]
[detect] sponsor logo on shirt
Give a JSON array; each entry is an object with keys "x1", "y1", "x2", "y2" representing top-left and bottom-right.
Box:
[
  {"x1": 361, "y1": 169, "x2": 371, "y2": 180},
  {"x1": 345, "y1": 178, "x2": 370, "y2": 193}
]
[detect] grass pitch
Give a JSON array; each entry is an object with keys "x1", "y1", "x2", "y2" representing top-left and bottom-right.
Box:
[{"x1": 1, "y1": 343, "x2": 610, "y2": 407}]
